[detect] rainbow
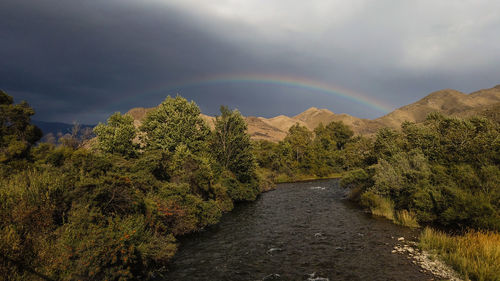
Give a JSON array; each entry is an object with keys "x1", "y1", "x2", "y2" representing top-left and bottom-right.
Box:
[{"x1": 119, "y1": 74, "x2": 393, "y2": 113}]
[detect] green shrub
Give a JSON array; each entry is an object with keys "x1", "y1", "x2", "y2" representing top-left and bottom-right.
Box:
[{"x1": 50, "y1": 208, "x2": 177, "y2": 280}]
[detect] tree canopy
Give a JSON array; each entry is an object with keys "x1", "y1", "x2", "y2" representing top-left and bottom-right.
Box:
[
  {"x1": 0, "y1": 90, "x2": 42, "y2": 163},
  {"x1": 94, "y1": 112, "x2": 137, "y2": 157},
  {"x1": 140, "y1": 96, "x2": 210, "y2": 153}
]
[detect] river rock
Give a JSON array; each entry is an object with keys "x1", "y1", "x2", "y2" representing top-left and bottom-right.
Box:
[
  {"x1": 307, "y1": 272, "x2": 329, "y2": 281},
  {"x1": 262, "y1": 273, "x2": 281, "y2": 280},
  {"x1": 391, "y1": 240, "x2": 463, "y2": 281},
  {"x1": 267, "y1": 248, "x2": 283, "y2": 254}
]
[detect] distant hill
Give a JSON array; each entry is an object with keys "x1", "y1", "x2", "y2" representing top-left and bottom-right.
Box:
[
  {"x1": 33, "y1": 120, "x2": 95, "y2": 137},
  {"x1": 125, "y1": 85, "x2": 500, "y2": 142},
  {"x1": 374, "y1": 85, "x2": 500, "y2": 128}
]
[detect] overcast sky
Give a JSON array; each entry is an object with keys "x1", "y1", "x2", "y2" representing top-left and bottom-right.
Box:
[{"x1": 1, "y1": 0, "x2": 499, "y2": 123}]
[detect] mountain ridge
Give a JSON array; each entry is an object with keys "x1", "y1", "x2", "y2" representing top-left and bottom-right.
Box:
[{"x1": 123, "y1": 85, "x2": 500, "y2": 142}]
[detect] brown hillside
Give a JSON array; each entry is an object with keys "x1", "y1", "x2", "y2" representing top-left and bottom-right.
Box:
[
  {"x1": 125, "y1": 85, "x2": 500, "y2": 142},
  {"x1": 245, "y1": 117, "x2": 288, "y2": 142},
  {"x1": 375, "y1": 86, "x2": 500, "y2": 128},
  {"x1": 258, "y1": 115, "x2": 307, "y2": 132}
]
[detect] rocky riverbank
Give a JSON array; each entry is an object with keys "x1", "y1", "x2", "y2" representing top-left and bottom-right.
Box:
[{"x1": 391, "y1": 237, "x2": 462, "y2": 281}]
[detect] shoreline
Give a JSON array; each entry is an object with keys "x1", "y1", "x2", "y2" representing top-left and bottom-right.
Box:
[
  {"x1": 267, "y1": 177, "x2": 466, "y2": 281},
  {"x1": 273, "y1": 173, "x2": 344, "y2": 184}
]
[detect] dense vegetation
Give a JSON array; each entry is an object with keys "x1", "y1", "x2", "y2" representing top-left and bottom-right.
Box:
[
  {"x1": 340, "y1": 113, "x2": 500, "y2": 232},
  {"x1": 254, "y1": 111, "x2": 499, "y2": 233},
  {"x1": 335, "y1": 113, "x2": 500, "y2": 281},
  {"x1": 253, "y1": 110, "x2": 499, "y2": 280},
  {"x1": 0, "y1": 92, "x2": 262, "y2": 280},
  {"x1": 1, "y1": 89, "x2": 498, "y2": 280},
  {"x1": 253, "y1": 121, "x2": 373, "y2": 182}
]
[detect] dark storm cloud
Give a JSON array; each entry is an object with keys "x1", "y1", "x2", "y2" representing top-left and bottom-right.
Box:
[
  {"x1": 0, "y1": 0, "x2": 267, "y2": 122},
  {"x1": 1, "y1": 0, "x2": 499, "y2": 123}
]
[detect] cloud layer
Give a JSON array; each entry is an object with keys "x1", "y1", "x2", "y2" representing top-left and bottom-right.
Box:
[{"x1": 1, "y1": 0, "x2": 499, "y2": 123}]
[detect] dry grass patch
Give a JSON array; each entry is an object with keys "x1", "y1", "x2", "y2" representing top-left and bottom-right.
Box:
[
  {"x1": 360, "y1": 191, "x2": 395, "y2": 221},
  {"x1": 420, "y1": 227, "x2": 500, "y2": 281},
  {"x1": 395, "y1": 210, "x2": 420, "y2": 228}
]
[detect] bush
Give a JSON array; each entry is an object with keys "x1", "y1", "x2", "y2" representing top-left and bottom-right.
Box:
[
  {"x1": 1, "y1": 92, "x2": 263, "y2": 280},
  {"x1": 50, "y1": 208, "x2": 177, "y2": 280}
]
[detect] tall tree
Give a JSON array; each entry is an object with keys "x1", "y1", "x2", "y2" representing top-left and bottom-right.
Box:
[
  {"x1": 283, "y1": 123, "x2": 313, "y2": 163},
  {"x1": 212, "y1": 106, "x2": 256, "y2": 182}
]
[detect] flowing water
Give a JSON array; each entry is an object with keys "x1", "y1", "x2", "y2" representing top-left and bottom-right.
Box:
[{"x1": 163, "y1": 179, "x2": 434, "y2": 281}]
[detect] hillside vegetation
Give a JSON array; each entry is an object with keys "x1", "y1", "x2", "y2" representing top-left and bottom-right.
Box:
[
  {"x1": 0, "y1": 91, "x2": 263, "y2": 280},
  {"x1": 340, "y1": 113, "x2": 500, "y2": 231},
  {"x1": 1, "y1": 87, "x2": 499, "y2": 280}
]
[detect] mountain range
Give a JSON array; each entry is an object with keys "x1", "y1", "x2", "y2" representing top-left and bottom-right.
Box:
[
  {"x1": 33, "y1": 120, "x2": 95, "y2": 138},
  {"x1": 125, "y1": 85, "x2": 500, "y2": 142},
  {"x1": 34, "y1": 85, "x2": 500, "y2": 142}
]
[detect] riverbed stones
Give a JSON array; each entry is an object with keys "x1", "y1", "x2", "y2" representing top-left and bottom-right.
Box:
[{"x1": 391, "y1": 240, "x2": 463, "y2": 281}]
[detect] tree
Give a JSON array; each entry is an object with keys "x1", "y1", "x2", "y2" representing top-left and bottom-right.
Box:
[
  {"x1": 323, "y1": 121, "x2": 354, "y2": 150},
  {"x1": 313, "y1": 123, "x2": 337, "y2": 151},
  {"x1": 373, "y1": 127, "x2": 403, "y2": 160},
  {"x1": 282, "y1": 123, "x2": 313, "y2": 165},
  {"x1": 342, "y1": 136, "x2": 376, "y2": 170},
  {"x1": 211, "y1": 106, "x2": 256, "y2": 183},
  {"x1": 93, "y1": 112, "x2": 137, "y2": 156},
  {"x1": 140, "y1": 96, "x2": 210, "y2": 153},
  {"x1": 0, "y1": 90, "x2": 42, "y2": 162}
]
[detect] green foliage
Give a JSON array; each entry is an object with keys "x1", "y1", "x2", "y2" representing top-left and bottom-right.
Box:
[
  {"x1": 140, "y1": 96, "x2": 210, "y2": 153},
  {"x1": 351, "y1": 113, "x2": 500, "y2": 231},
  {"x1": 340, "y1": 168, "x2": 373, "y2": 201},
  {"x1": 342, "y1": 136, "x2": 376, "y2": 169},
  {"x1": 373, "y1": 127, "x2": 403, "y2": 160},
  {"x1": 50, "y1": 209, "x2": 177, "y2": 280},
  {"x1": 321, "y1": 121, "x2": 354, "y2": 150},
  {"x1": 282, "y1": 124, "x2": 313, "y2": 165},
  {"x1": 94, "y1": 112, "x2": 137, "y2": 157},
  {"x1": 212, "y1": 106, "x2": 257, "y2": 183},
  {"x1": 168, "y1": 144, "x2": 215, "y2": 197},
  {"x1": 0, "y1": 90, "x2": 42, "y2": 164},
  {"x1": 0, "y1": 93, "x2": 261, "y2": 280},
  {"x1": 220, "y1": 170, "x2": 260, "y2": 201},
  {"x1": 253, "y1": 140, "x2": 280, "y2": 171},
  {"x1": 253, "y1": 120, "x2": 356, "y2": 180}
]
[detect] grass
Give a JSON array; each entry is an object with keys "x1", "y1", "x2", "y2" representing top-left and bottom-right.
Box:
[
  {"x1": 274, "y1": 172, "x2": 343, "y2": 184},
  {"x1": 371, "y1": 198, "x2": 395, "y2": 220},
  {"x1": 360, "y1": 191, "x2": 395, "y2": 221},
  {"x1": 395, "y1": 209, "x2": 420, "y2": 228},
  {"x1": 419, "y1": 227, "x2": 500, "y2": 281},
  {"x1": 359, "y1": 192, "x2": 419, "y2": 228}
]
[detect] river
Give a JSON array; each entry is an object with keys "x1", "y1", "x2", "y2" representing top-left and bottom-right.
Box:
[{"x1": 163, "y1": 179, "x2": 434, "y2": 281}]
